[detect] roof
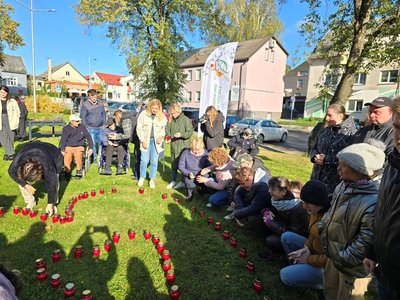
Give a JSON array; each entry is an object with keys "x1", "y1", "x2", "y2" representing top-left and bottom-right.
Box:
[
  {"x1": 0, "y1": 55, "x2": 27, "y2": 74},
  {"x1": 37, "y1": 62, "x2": 87, "y2": 80},
  {"x1": 95, "y1": 72, "x2": 123, "y2": 86},
  {"x1": 180, "y1": 36, "x2": 288, "y2": 68},
  {"x1": 285, "y1": 61, "x2": 310, "y2": 77}
]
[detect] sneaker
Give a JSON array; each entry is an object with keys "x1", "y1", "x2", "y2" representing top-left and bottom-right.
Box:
[
  {"x1": 166, "y1": 181, "x2": 176, "y2": 189},
  {"x1": 173, "y1": 182, "x2": 185, "y2": 189},
  {"x1": 116, "y1": 164, "x2": 125, "y2": 175},
  {"x1": 138, "y1": 178, "x2": 145, "y2": 187},
  {"x1": 75, "y1": 169, "x2": 83, "y2": 178},
  {"x1": 224, "y1": 214, "x2": 235, "y2": 221},
  {"x1": 103, "y1": 167, "x2": 112, "y2": 175},
  {"x1": 206, "y1": 203, "x2": 213, "y2": 208},
  {"x1": 149, "y1": 179, "x2": 155, "y2": 189},
  {"x1": 226, "y1": 206, "x2": 234, "y2": 212}
]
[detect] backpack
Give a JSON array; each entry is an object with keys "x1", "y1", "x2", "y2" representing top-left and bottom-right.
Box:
[{"x1": 121, "y1": 111, "x2": 138, "y2": 143}]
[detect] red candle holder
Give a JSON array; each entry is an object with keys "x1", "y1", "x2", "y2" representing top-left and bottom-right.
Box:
[
  {"x1": 162, "y1": 193, "x2": 168, "y2": 200},
  {"x1": 128, "y1": 229, "x2": 136, "y2": 240},
  {"x1": 169, "y1": 285, "x2": 180, "y2": 300},
  {"x1": 166, "y1": 135, "x2": 172, "y2": 141},
  {"x1": 81, "y1": 290, "x2": 93, "y2": 300},
  {"x1": 50, "y1": 273, "x2": 61, "y2": 288},
  {"x1": 92, "y1": 245, "x2": 100, "y2": 257},
  {"x1": 67, "y1": 213, "x2": 74, "y2": 223},
  {"x1": 222, "y1": 230, "x2": 230, "y2": 240},
  {"x1": 71, "y1": 197, "x2": 78, "y2": 204},
  {"x1": 162, "y1": 260, "x2": 172, "y2": 272},
  {"x1": 199, "y1": 211, "x2": 205, "y2": 218},
  {"x1": 166, "y1": 270, "x2": 176, "y2": 284},
  {"x1": 111, "y1": 187, "x2": 117, "y2": 193},
  {"x1": 35, "y1": 258, "x2": 46, "y2": 269},
  {"x1": 139, "y1": 188, "x2": 145, "y2": 195},
  {"x1": 0, "y1": 207, "x2": 4, "y2": 216},
  {"x1": 51, "y1": 249, "x2": 61, "y2": 262},
  {"x1": 52, "y1": 214, "x2": 60, "y2": 223},
  {"x1": 152, "y1": 235, "x2": 160, "y2": 246},
  {"x1": 22, "y1": 207, "x2": 29, "y2": 216},
  {"x1": 246, "y1": 261, "x2": 256, "y2": 272},
  {"x1": 191, "y1": 206, "x2": 197, "y2": 213},
  {"x1": 239, "y1": 247, "x2": 247, "y2": 258},
  {"x1": 91, "y1": 190, "x2": 96, "y2": 197},
  {"x1": 157, "y1": 243, "x2": 165, "y2": 254},
  {"x1": 104, "y1": 240, "x2": 112, "y2": 252},
  {"x1": 162, "y1": 250, "x2": 170, "y2": 261},
  {"x1": 40, "y1": 212, "x2": 48, "y2": 221},
  {"x1": 74, "y1": 245, "x2": 83, "y2": 258},
  {"x1": 253, "y1": 278, "x2": 262, "y2": 293},
  {"x1": 83, "y1": 191, "x2": 89, "y2": 199},
  {"x1": 29, "y1": 210, "x2": 37, "y2": 218},
  {"x1": 36, "y1": 268, "x2": 48, "y2": 281},
  {"x1": 59, "y1": 216, "x2": 67, "y2": 224},
  {"x1": 64, "y1": 283, "x2": 76, "y2": 297},
  {"x1": 78, "y1": 193, "x2": 83, "y2": 200},
  {"x1": 113, "y1": 231, "x2": 120, "y2": 244},
  {"x1": 13, "y1": 206, "x2": 21, "y2": 215},
  {"x1": 99, "y1": 189, "x2": 105, "y2": 195},
  {"x1": 207, "y1": 216, "x2": 214, "y2": 225},
  {"x1": 143, "y1": 230, "x2": 151, "y2": 240},
  {"x1": 230, "y1": 237, "x2": 238, "y2": 248},
  {"x1": 214, "y1": 222, "x2": 222, "y2": 231}
]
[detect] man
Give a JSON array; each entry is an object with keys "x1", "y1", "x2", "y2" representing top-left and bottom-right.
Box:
[
  {"x1": 351, "y1": 96, "x2": 394, "y2": 158},
  {"x1": 233, "y1": 153, "x2": 272, "y2": 183},
  {"x1": 8, "y1": 141, "x2": 64, "y2": 216},
  {"x1": 363, "y1": 96, "x2": 400, "y2": 299},
  {"x1": 80, "y1": 89, "x2": 107, "y2": 162},
  {"x1": 60, "y1": 113, "x2": 93, "y2": 180},
  {"x1": 227, "y1": 128, "x2": 259, "y2": 159}
]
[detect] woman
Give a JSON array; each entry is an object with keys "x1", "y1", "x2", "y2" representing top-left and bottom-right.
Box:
[
  {"x1": 0, "y1": 85, "x2": 20, "y2": 160},
  {"x1": 319, "y1": 141, "x2": 385, "y2": 300},
  {"x1": 280, "y1": 180, "x2": 330, "y2": 295},
  {"x1": 310, "y1": 104, "x2": 357, "y2": 195},
  {"x1": 136, "y1": 99, "x2": 167, "y2": 188},
  {"x1": 178, "y1": 137, "x2": 209, "y2": 201},
  {"x1": 200, "y1": 105, "x2": 225, "y2": 151},
  {"x1": 166, "y1": 104, "x2": 193, "y2": 189}
]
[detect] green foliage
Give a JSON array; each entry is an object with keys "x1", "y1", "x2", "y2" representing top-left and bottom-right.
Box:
[{"x1": 279, "y1": 118, "x2": 320, "y2": 126}]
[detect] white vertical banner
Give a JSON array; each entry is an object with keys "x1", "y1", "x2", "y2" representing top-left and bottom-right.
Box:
[{"x1": 198, "y1": 42, "x2": 238, "y2": 122}]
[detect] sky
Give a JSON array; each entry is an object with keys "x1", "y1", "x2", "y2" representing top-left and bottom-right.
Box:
[{"x1": 4, "y1": 0, "x2": 315, "y2": 77}]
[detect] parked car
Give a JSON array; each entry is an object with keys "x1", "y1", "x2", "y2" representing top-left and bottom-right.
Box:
[
  {"x1": 108, "y1": 102, "x2": 137, "y2": 117},
  {"x1": 228, "y1": 118, "x2": 288, "y2": 143},
  {"x1": 182, "y1": 107, "x2": 200, "y2": 130},
  {"x1": 225, "y1": 115, "x2": 238, "y2": 137}
]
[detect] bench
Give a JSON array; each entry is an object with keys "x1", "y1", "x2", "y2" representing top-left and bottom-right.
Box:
[{"x1": 27, "y1": 119, "x2": 66, "y2": 141}]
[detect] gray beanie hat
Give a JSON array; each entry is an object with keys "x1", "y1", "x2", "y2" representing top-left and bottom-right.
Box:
[{"x1": 337, "y1": 143, "x2": 385, "y2": 176}]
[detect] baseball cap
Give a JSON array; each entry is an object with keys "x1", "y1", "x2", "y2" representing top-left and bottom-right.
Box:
[
  {"x1": 233, "y1": 153, "x2": 253, "y2": 168},
  {"x1": 69, "y1": 113, "x2": 81, "y2": 122},
  {"x1": 243, "y1": 128, "x2": 253, "y2": 137},
  {"x1": 364, "y1": 97, "x2": 393, "y2": 108}
]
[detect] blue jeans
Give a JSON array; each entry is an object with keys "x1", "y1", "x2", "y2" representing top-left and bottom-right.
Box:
[
  {"x1": 140, "y1": 138, "x2": 159, "y2": 179},
  {"x1": 88, "y1": 128, "x2": 102, "y2": 159},
  {"x1": 208, "y1": 190, "x2": 230, "y2": 206},
  {"x1": 280, "y1": 231, "x2": 324, "y2": 290}
]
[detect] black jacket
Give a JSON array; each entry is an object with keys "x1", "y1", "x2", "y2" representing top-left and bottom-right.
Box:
[
  {"x1": 8, "y1": 142, "x2": 64, "y2": 204},
  {"x1": 233, "y1": 182, "x2": 270, "y2": 219},
  {"x1": 227, "y1": 134, "x2": 259, "y2": 157},
  {"x1": 60, "y1": 123, "x2": 93, "y2": 151},
  {"x1": 201, "y1": 111, "x2": 225, "y2": 151}
]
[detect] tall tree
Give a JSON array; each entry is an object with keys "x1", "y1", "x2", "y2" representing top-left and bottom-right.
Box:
[
  {"x1": 205, "y1": 0, "x2": 283, "y2": 45},
  {"x1": 0, "y1": 1, "x2": 24, "y2": 66},
  {"x1": 75, "y1": 0, "x2": 220, "y2": 104},
  {"x1": 297, "y1": 0, "x2": 400, "y2": 106}
]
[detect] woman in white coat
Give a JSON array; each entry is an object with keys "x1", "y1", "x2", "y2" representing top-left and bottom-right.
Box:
[
  {"x1": 136, "y1": 99, "x2": 167, "y2": 188},
  {"x1": 0, "y1": 85, "x2": 20, "y2": 160}
]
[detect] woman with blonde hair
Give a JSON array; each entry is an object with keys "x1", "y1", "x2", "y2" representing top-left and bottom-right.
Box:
[
  {"x1": 136, "y1": 99, "x2": 168, "y2": 188},
  {"x1": 200, "y1": 105, "x2": 225, "y2": 151}
]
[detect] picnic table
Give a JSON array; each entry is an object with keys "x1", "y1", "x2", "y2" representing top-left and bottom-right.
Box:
[{"x1": 27, "y1": 119, "x2": 66, "y2": 141}]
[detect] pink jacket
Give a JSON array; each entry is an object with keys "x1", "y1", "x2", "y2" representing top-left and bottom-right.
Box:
[{"x1": 204, "y1": 158, "x2": 236, "y2": 190}]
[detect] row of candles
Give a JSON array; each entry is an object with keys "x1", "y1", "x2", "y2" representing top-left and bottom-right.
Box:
[{"x1": 190, "y1": 205, "x2": 263, "y2": 294}]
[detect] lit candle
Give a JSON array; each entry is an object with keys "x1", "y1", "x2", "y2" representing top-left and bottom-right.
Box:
[
  {"x1": 92, "y1": 245, "x2": 100, "y2": 257},
  {"x1": 35, "y1": 258, "x2": 46, "y2": 269},
  {"x1": 139, "y1": 188, "x2": 145, "y2": 194},
  {"x1": 40, "y1": 212, "x2": 48, "y2": 221},
  {"x1": 162, "y1": 250, "x2": 170, "y2": 261},
  {"x1": 12, "y1": 206, "x2": 20, "y2": 215},
  {"x1": 21, "y1": 207, "x2": 29, "y2": 216},
  {"x1": 166, "y1": 270, "x2": 176, "y2": 284},
  {"x1": 104, "y1": 240, "x2": 112, "y2": 252},
  {"x1": 162, "y1": 193, "x2": 168, "y2": 200},
  {"x1": 111, "y1": 187, "x2": 117, "y2": 193},
  {"x1": 83, "y1": 191, "x2": 89, "y2": 199},
  {"x1": 157, "y1": 243, "x2": 165, "y2": 254},
  {"x1": 91, "y1": 190, "x2": 96, "y2": 197},
  {"x1": 113, "y1": 231, "x2": 121, "y2": 244},
  {"x1": 81, "y1": 289, "x2": 93, "y2": 300},
  {"x1": 162, "y1": 259, "x2": 172, "y2": 272},
  {"x1": 99, "y1": 189, "x2": 105, "y2": 195},
  {"x1": 52, "y1": 214, "x2": 60, "y2": 223},
  {"x1": 36, "y1": 268, "x2": 48, "y2": 281},
  {"x1": 152, "y1": 235, "x2": 160, "y2": 246},
  {"x1": 29, "y1": 210, "x2": 37, "y2": 218},
  {"x1": 143, "y1": 230, "x2": 151, "y2": 240},
  {"x1": 128, "y1": 229, "x2": 136, "y2": 240}
]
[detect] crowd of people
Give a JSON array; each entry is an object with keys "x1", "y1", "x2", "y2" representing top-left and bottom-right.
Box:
[{"x1": 2, "y1": 87, "x2": 400, "y2": 299}]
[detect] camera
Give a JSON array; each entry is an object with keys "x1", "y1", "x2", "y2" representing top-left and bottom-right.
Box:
[{"x1": 199, "y1": 114, "x2": 208, "y2": 123}]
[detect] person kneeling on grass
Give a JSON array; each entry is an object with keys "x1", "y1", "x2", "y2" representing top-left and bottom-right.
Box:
[
  {"x1": 196, "y1": 147, "x2": 235, "y2": 208},
  {"x1": 279, "y1": 180, "x2": 330, "y2": 298},
  {"x1": 101, "y1": 118, "x2": 126, "y2": 175},
  {"x1": 8, "y1": 141, "x2": 63, "y2": 216}
]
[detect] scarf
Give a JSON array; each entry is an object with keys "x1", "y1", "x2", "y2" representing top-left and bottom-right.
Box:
[{"x1": 271, "y1": 198, "x2": 300, "y2": 211}]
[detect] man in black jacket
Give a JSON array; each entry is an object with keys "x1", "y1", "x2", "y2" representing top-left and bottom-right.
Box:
[{"x1": 8, "y1": 141, "x2": 64, "y2": 216}]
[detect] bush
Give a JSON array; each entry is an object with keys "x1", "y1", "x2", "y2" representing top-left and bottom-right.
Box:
[{"x1": 25, "y1": 95, "x2": 64, "y2": 113}]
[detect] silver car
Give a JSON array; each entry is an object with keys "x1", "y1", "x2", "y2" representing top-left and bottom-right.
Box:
[
  {"x1": 228, "y1": 118, "x2": 288, "y2": 143},
  {"x1": 108, "y1": 102, "x2": 137, "y2": 117}
]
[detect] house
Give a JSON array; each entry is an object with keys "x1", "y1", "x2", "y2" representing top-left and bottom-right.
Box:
[
  {"x1": 0, "y1": 54, "x2": 28, "y2": 95},
  {"x1": 180, "y1": 37, "x2": 288, "y2": 120},
  {"x1": 91, "y1": 72, "x2": 134, "y2": 101},
  {"x1": 284, "y1": 56, "x2": 400, "y2": 122}
]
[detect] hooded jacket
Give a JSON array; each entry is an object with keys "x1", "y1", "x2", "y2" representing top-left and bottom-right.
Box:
[
  {"x1": 201, "y1": 111, "x2": 225, "y2": 151},
  {"x1": 166, "y1": 112, "x2": 193, "y2": 155},
  {"x1": 319, "y1": 179, "x2": 379, "y2": 277}
]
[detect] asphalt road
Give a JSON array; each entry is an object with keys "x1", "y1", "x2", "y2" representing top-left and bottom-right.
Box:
[{"x1": 258, "y1": 128, "x2": 311, "y2": 155}]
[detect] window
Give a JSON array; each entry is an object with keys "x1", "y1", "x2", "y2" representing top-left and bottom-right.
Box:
[
  {"x1": 186, "y1": 91, "x2": 192, "y2": 101},
  {"x1": 195, "y1": 69, "x2": 201, "y2": 81},
  {"x1": 264, "y1": 48, "x2": 275, "y2": 62},
  {"x1": 295, "y1": 93, "x2": 301, "y2": 97},
  {"x1": 107, "y1": 92, "x2": 113, "y2": 99},
  {"x1": 380, "y1": 70, "x2": 398, "y2": 83},
  {"x1": 296, "y1": 79, "x2": 303, "y2": 88},
  {"x1": 195, "y1": 91, "x2": 201, "y2": 102},
  {"x1": 187, "y1": 70, "x2": 192, "y2": 81},
  {"x1": 354, "y1": 73, "x2": 366, "y2": 85},
  {"x1": 325, "y1": 74, "x2": 339, "y2": 86},
  {"x1": 298, "y1": 71, "x2": 308, "y2": 77},
  {"x1": 261, "y1": 120, "x2": 271, "y2": 127},
  {"x1": 6, "y1": 77, "x2": 17, "y2": 86},
  {"x1": 66, "y1": 71, "x2": 70, "y2": 76},
  {"x1": 348, "y1": 100, "x2": 363, "y2": 112}
]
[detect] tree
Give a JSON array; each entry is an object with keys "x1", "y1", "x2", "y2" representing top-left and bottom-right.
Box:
[
  {"x1": 204, "y1": 0, "x2": 283, "y2": 45},
  {"x1": 297, "y1": 0, "x2": 400, "y2": 106},
  {"x1": 75, "y1": 0, "x2": 219, "y2": 104},
  {"x1": 0, "y1": 1, "x2": 24, "y2": 66}
]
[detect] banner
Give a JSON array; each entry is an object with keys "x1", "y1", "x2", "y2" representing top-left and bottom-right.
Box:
[{"x1": 198, "y1": 42, "x2": 238, "y2": 128}]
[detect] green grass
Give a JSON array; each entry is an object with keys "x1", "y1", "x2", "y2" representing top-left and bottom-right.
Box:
[
  {"x1": 279, "y1": 118, "x2": 321, "y2": 127},
  {"x1": 0, "y1": 137, "x2": 320, "y2": 300}
]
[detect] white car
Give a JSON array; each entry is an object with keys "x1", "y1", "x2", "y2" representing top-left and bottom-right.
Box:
[{"x1": 228, "y1": 118, "x2": 288, "y2": 143}]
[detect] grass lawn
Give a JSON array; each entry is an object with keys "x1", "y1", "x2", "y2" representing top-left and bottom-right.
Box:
[{"x1": 0, "y1": 133, "x2": 322, "y2": 300}]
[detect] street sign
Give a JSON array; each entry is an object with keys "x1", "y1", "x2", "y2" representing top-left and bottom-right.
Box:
[
  {"x1": 56, "y1": 85, "x2": 62, "y2": 93},
  {"x1": 290, "y1": 96, "x2": 296, "y2": 110}
]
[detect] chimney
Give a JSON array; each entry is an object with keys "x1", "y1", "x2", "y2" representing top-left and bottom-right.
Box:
[{"x1": 47, "y1": 58, "x2": 52, "y2": 81}]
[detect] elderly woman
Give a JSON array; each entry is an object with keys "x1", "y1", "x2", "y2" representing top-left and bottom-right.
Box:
[
  {"x1": 310, "y1": 104, "x2": 357, "y2": 195},
  {"x1": 0, "y1": 85, "x2": 20, "y2": 160},
  {"x1": 319, "y1": 141, "x2": 385, "y2": 300},
  {"x1": 178, "y1": 137, "x2": 210, "y2": 201},
  {"x1": 200, "y1": 105, "x2": 225, "y2": 151},
  {"x1": 166, "y1": 103, "x2": 193, "y2": 189},
  {"x1": 136, "y1": 99, "x2": 168, "y2": 188}
]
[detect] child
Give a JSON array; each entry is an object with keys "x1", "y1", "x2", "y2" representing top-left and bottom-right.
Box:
[{"x1": 101, "y1": 119, "x2": 126, "y2": 175}]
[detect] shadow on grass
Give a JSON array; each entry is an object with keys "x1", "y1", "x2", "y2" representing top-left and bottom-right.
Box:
[{"x1": 0, "y1": 195, "x2": 17, "y2": 212}]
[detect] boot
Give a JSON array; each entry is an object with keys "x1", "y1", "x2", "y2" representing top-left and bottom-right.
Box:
[{"x1": 116, "y1": 164, "x2": 125, "y2": 175}]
